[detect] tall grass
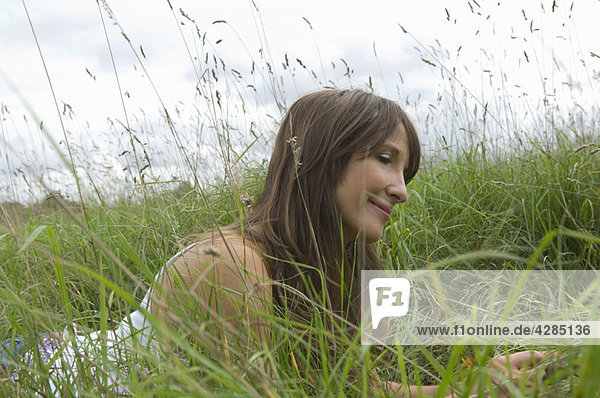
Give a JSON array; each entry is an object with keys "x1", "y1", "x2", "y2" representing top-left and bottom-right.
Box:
[
  {"x1": 1, "y1": 0, "x2": 599, "y2": 396},
  {"x1": 386, "y1": 139, "x2": 600, "y2": 269}
]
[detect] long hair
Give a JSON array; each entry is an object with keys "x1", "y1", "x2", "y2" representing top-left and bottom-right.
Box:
[{"x1": 243, "y1": 89, "x2": 420, "y2": 326}]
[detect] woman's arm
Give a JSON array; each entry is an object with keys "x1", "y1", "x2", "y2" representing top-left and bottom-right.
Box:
[{"x1": 378, "y1": 350, "x2": 547, "y2": 397}]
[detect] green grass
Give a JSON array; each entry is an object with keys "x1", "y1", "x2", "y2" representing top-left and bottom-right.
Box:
[
  {"x1": 1, "y1": 1, "x2": 600, "y2": 396},
  {"x1": 385, "y1": 140, "x2": 600, "y2": 270},
  {"x1": 1, "y1": 137, "x2": 598, "y2": 396}
]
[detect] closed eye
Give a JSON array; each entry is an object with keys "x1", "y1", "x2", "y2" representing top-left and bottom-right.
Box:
[{"x1": 377, "y1": 154, "x2": 392, "y2": 165}]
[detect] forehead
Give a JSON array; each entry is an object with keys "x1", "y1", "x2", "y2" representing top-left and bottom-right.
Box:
[{"x1": 377, "y1": 125, "x2": 409, "y2": 154}]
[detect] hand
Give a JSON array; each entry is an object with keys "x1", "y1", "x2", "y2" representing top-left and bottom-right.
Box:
[{"x1": 487, "y1": 350, "x2": 549, "y2": 396}]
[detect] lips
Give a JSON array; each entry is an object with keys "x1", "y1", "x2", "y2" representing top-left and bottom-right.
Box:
[{"x1": 368, "y1": 199, "x2": 392, "y2": 219}]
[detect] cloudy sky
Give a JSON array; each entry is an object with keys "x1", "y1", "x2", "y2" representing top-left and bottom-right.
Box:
[{"x1": 1, "y1": 0, "x2": 599, "y2": 203}]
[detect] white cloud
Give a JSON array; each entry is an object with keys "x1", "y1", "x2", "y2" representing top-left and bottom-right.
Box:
[{"x1": 1, "y1": 0, "x2": 598, "y2": 202}]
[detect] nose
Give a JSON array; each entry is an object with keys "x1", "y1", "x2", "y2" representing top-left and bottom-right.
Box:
[{"x1": 385, "y1": 174, "x2": 408, "y2": 204}]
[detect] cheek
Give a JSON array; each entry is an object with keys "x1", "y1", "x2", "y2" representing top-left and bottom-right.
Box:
[
  {"x1": 335, "y1": 180, "x2": 361, "y2": 214},
  {"x1": 335, "y1": 160, "x2": 377, "y2": 209},
  {"x1": 333, "y1": 184, "x2": 347, "y2": 213}
]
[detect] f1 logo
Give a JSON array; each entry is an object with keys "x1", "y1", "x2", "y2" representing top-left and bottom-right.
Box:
[{"x1": 369, "y1": 278, "x2": 410, "y2": 329}]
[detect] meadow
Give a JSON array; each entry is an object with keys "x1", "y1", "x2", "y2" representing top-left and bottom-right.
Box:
[
  {"x1": 1, "y1": 1, "x2": 600, "y2": 396},
  {"x1": 1, "y1": 131, "x2": 598, "y2": 396}
]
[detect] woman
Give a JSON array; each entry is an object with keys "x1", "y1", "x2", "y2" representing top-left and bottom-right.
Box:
[
  {"x1": 153, "y1": 89, "x2": 420, "y2": 332},
  {"x1": 151, "y1": 89, "x2": 547, "y2": 396},
  {"x1": 3, "y1": 89, "x2": 545, "y2": 396}
]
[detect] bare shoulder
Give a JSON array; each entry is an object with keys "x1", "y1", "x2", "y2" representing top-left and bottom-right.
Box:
[
  {"x1": 181, "y1": 233, "x2": 268, "y2": 292},
  {"x1": 212, "y1": 233, "x2": 269, "y2": 282},
  {"x1": 152, "y1": 232, "x2": 271, "y2": 328}
]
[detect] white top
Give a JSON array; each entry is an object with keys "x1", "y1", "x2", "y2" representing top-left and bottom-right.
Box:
[{"x1": 23, "y1": 241, "x2": 201, "y2": 396}]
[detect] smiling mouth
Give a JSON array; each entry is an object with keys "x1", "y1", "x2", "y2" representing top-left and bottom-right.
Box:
[{"x1": 368, "y1": 199, "x2": 392, "y2": 219}]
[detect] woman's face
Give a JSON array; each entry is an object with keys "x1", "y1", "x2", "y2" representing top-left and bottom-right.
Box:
[{"x1": 335, "y1": 126, "x2": 409, "y2": 244}]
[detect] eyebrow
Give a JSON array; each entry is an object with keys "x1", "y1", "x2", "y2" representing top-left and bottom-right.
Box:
[
  {"x1": 380, "y1": 143, "x2": 406, "y2": 157},
  {"x1": 379, "y1": 143, "x2": 409, "y2": 167},
  {"x1": 381, "y1": 143, "x2": 400, "y2": 153}
]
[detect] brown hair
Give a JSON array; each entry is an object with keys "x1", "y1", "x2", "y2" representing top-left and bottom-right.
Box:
[{"x1": 243, "y1": 89, "x2": 420, "y2": 326}]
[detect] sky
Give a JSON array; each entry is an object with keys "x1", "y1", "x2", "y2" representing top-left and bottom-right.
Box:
[{"x1": 1, "y1": 0, "x2": 599, "y2": 203}]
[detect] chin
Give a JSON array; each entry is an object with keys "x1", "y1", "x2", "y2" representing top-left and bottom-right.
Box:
[
  {"x1": 363, "y1": 229, "x2": 383, "y2": 243},
  {"x1": 350, "y1": 223, "x2": 384, "y2": 244}
]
